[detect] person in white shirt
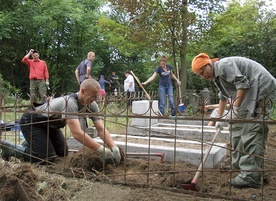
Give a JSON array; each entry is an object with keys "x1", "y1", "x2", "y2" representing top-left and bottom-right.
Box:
[{"x1": 124, "y1": 70, "x2": 135, "y2": 106}]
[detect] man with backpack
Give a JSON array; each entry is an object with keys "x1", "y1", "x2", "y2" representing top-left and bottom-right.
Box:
[{"x1": 0, "y1": 79, "x2": 122, "y2": 165}]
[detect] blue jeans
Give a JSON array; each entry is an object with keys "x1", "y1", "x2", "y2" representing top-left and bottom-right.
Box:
[{"x1": 158, "y1": 84, "x2": 175, "y2": 116}]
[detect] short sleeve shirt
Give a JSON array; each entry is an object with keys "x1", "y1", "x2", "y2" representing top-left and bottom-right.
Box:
[
  {"x1": 124, "y1": 75, "x2": 135, "y2": 92},
  {"x1": 155, "y1": 65, "x2": 173, "y2": 86},
  {"x1": 35, "y1": 93, "x2": 99, "y2": 121},
  {"x1": 110, "y1": 75, "x2": 119, "y2": 87},
  {"x1": 77, "y1": 59, "x2": 92, "y2": 83}
]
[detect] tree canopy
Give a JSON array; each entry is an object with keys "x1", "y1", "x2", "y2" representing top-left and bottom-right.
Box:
[{"x1": 0, "y1": 0, "x2": 275, "y2": 98}]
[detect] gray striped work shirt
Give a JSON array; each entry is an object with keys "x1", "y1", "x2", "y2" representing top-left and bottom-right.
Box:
[{"x1": 213, "y1": 56, "x2": 276, "y2": 114}]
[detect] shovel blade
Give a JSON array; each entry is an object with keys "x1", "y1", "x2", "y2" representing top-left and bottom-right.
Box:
[
  {"x1": 178, "y1": 103, "x2": 185, "y2": 112},
  {"x1": 181, "y1": 183, "x2": 199, "y2": 191}
]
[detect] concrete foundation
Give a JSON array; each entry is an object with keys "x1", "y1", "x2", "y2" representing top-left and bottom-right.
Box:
[
  {"x1": 131, "y1": 100, "x2": 159, "y2": 126},
  {"x1": 67, "y1": 134, "x2": 227, "y2": 168},
  {"x1": 127, "y1": 123, "x2": 229, "y2": 142}
]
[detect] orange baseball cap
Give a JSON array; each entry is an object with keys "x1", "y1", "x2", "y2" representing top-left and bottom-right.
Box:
[{"x1": 192, "y1": 53, "x2": 218, "y2": 74}]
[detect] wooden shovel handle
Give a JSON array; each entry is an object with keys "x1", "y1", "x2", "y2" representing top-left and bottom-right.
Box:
[
  {"x1": 176, "y1": 62, "x2": 183, "y2": 104},
  {"x1": 130, "y1": 71, "x2": 151, "y2": 100},
  {"x1": 192, "y1": 128, "x2": 221, "y2": 183}
]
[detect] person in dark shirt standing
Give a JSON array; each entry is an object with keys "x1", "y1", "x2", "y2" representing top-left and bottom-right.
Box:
[
  {"x1": 142, "y1": 56, "x2": 181, "y2": 117},
  {"x1": 75, "y1": 52, "x2": 95, "y2": 85},
  {"x1": 109, "y1": 71, "x2": 119, "y2": 92}
]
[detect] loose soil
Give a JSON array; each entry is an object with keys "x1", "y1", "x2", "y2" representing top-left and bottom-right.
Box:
[{"x1": 1, "y1": 126, "x2": 276, "y2": 201}]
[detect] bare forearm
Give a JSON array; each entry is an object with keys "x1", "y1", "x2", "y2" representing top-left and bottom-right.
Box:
[
  {"x1": 171, "y1": 73, "x2": 179, "y2": 81},
  {"x1": 205, "y1": 104, "x2": 220, "y2": 110},
  {"x1": 86, "y1": 67, "x2": 91, "y2": 78},
  {"x1": 143, "y1": 73, "x2": 157, "y2": 85},
  {"x1": 75, "y1": 70, "x2": 80, "y2": 84},
  {"x1": 98, "y1": 128, "x2": 115, "y2": 148},
  {"x1": 235, "y1": 89, "x2": 247, "y2": 107},
  {"x1": 218, "y1": 100, "x2": 227, "y2": 116},
  {"x1": 73, "y1": 132, "x2": 101, "y2": 151}
]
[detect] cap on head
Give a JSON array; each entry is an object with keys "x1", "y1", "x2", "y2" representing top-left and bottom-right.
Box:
[{"x1": 191, "y1": 53, "x2": 211, "y2": 74}]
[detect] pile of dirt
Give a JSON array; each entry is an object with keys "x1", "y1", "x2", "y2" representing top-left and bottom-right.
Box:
[
  {"x1": 0, "y1": 125, "x2": 276, "y2": 200},
  {"x1": 0, "y1": 163, "x2": 39, "y2": 201}
]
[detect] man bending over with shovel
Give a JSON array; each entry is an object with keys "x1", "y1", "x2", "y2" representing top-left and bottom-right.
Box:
[{"x1": 191, "y1": 53, "x2": 276, "y2": 189}]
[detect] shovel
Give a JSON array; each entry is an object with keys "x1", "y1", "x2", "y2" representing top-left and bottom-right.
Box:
[
  {"x1": 176, "y1": 62, "x2": 185, "y2": 112},
  {"x1": 181, "y1": 127, "x2": 221, "y2": 191},
  {"x1": 130, "y1": 71, "x2": 164, "y2": 116},
  {"x1": 130, "y1": 70, "x2": 151, "y2": 100}
]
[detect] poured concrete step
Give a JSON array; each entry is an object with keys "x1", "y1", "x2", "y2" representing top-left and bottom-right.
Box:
[
  {"x1": 127, "y1": 124, "x2": 229, "y2": 142},
  {"x1": 67, "y1": 134, "x2": 227, "y2": 168}
]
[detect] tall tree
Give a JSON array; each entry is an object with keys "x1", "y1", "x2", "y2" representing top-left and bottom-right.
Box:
[
  {"x1": 108, "y1": 0, "x2": 226, "y2": 96},
  {"x1": 204, "y1": 0, "x2": 276, "y2": 75},
  {"x1": 0, "y1": 0, "x2": 105, "y2": 97}
]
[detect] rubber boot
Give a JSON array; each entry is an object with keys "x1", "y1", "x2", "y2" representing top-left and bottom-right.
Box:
[{"x1": 1, "y1": 140, "x2": 26, "y2": 161}]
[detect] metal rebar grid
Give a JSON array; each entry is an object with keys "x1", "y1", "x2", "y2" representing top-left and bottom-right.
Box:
[{"x1": 0, "y1": 92, "x2": 275, "y2": 200}]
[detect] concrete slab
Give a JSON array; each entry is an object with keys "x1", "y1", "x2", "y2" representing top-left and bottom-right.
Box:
[
  {"x1": 131, "y1": 100, "x2": 159, "y2": 126},
  {"x1": 127, "y1": 124, "x2": 229, "y2": 142},
  {"x1": 67, "y1": 134, "x2": 227, "y2": 168}
]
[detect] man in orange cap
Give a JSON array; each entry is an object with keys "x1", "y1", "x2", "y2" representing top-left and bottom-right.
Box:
[{"x1": 192, "y1": 53, "x2": 276, "y2": 188}]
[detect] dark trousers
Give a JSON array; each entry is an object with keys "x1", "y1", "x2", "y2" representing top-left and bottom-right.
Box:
[
  {"x1": 20, "y1": 114, "x2": 68, "y2": 163},
  {"x1": 126, "y1": 91, "x2": 134, "y2": 107}
]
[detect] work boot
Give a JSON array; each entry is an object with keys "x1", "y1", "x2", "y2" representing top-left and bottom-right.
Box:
[
  {"x1": 229, "y1": 176, "x2": 260, "y2": 189},
  {"x1": 1, "y1": 140, "x2": 27, "y2": 161},
  {"x1": 220, "y1": 165, "x2": 240, "y2": 171}
]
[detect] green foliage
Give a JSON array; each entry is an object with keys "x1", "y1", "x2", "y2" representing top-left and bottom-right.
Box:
[
  {"x1": 0, "y1": 0, "x2": 275, "y2": 100},
  {"x1": 0, "y1": 0, "x2": 105, "y2": 98},
  {"x1": 0, "y1": 74, "x2": 20, "y2": 95},
  {"x1": 204, "y1": 0, "x2": 275, "y2": 74}
]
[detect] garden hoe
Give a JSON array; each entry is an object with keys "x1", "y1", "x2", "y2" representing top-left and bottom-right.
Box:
[{"x1": 181, "y1": 127, "x2": 221, "y2": 191}]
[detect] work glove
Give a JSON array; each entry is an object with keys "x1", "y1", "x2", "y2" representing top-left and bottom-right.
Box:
[
  {"x1": 111, "y1": 146, "x2": 121, "y2": 164},
  {"x1": 97, "y1": 145, "x2": 114, "y2": 164},
  {"x1": 215, "y1": 121, "x2": 224, "y2": 130},
  {"x1": 231, "y1": 106, "x2": 240, "y2": 119}
]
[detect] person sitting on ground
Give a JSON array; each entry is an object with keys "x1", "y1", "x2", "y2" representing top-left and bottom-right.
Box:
[{"x1": 0, "y1": 79, "x2": 123, "y2": 165}]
